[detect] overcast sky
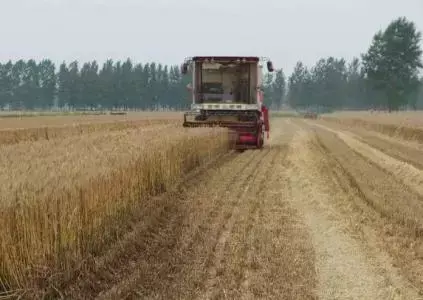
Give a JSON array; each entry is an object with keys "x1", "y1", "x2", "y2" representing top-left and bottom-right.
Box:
[{"x1": 0, "y1": 0, "x2": 422, "y2": 75}]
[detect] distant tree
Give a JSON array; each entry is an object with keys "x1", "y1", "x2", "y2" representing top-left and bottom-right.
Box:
[
  {"x1": 325, "y1": 57, "x2": 348, "y2": 108},
  {"x1": 38, "y1": 59, "x2": 56, "y2": 108},
  {"x1": 169, "y1": 65, "x2": 188, "y2": 110},
  {"x1": 67, "y1": 61, "x2": 81, "y2": 108},
  {"x1": 345, "y1": 57, "x2": 366, "y2": 109},
  {"x1": 286, "y1": 57, "x2": 355, "y2": 111},
  {"x1": 417, "y1": 77, "x2": 423, "y2": 109},
  {"x1": 11, "y1": 60, "x2": 26, "y2": 109},
  {"x1": 119, "y1": 58, "x2": 135, "y2": 108},
  {"x1": 22, "y1": 59, "x2": 41, "y2": 109},
  {"x1": 57, "y1": 62, "x2": 70, "y2": 107},
  {"x1": 0, "y1": 61, "x2": 13, "y2": 108},
  {"x1": 142, "y1": 63, "x2": 151, "y2": 108},
  {"x1": 132, "y1": 63, "x2": 145, "y2": 108},
  {"x1": 99, "y1": 59, "x2": 115, "y2": 108},
  {"x1": 160, "y1": 64, "x2": 170, "y2": 107},
  {"x1": 271, "y1": 69, "x2": 286, "y2": 109},
  {"x1": 287, "y1": 61, "x2": 310, "y2": 108},
  {"x1": 362, "y1": 17, "x2": 423, "y2": 111},
  {"x1": 148, "y1": 62, "x2": 158, "y2": 108},
  {"x1": 1, "y1": 27, "x2": 420, "y2": 112},
  {"x1": 262, "y1": 72, "x2": 274, "y2": 107},
  {"x1": 80, "y1": 61, "x2": 100, "y2": 109}
]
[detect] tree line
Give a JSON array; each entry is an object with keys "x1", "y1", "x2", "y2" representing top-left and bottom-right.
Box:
[
  {"x1": 0, "y1": 17, "x2": 421, "y2": 111},
  {"x1": 271, "y1": 16, "x2": 422, "y2": 112},
  {"x1": 0, "y1": 59, "x2": 191, "y2": 110}
]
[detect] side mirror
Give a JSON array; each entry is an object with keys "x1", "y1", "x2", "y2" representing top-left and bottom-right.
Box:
[
  {"x1": 186, "y1": 83, "x2": 193, "y2": 91},
  {"x1": 267, "y1": 61, "x2": 274, "y2": 72},
  {"x1": 181, "y1": 63, "x2": 189, "y2": 74}
]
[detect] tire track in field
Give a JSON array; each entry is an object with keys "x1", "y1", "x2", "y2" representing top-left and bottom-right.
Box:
[
  {"x1": 236, "y1": 122, "x2": 298, "y2": 297},
  {"x1": 175, "y1": 150, "x2": 260, "y2": 258},
  {"x1": 95, "y1": 145, "x2": 276, "y2": 299},
  {"x1": 318, "y1": 120, "x2": 423, "y2": 170},
  {"x1": 357, "y1": 135, "x2": 423, "y2": 170},
  {"x1": 238, "y1": 145, "x2": 289, "y2": 298},
  {"x1": 310, "y1": 121, "x2": 423, "y2": 197},
  {"x1": 199, "y1": 119, "x2": 317, "y2": 300},
  {"x1": 305, "y1": 120, "x2": 423, "y2": 227},
  {"x1": 74, "y1": 118, "x2": 317, "y2": 300},
  {"x1": 197, "y1": 147, "x2": 274, "y2": 300},
  {"x1": 192, "y1": 119, "x2": 316, "y2": 300},
  {"x1": 65, "y1": 150, "x2": 239, "y2": 300},
  {"x1": 291, "y1": 119, "x2": 422, "y2": 298}
]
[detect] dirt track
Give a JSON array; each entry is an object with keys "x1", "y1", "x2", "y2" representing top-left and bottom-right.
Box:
[{"x1": 68, "y1": 118, "x2": 423, "y2": 299}]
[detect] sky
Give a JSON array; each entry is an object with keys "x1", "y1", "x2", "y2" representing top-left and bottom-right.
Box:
[{"x1": 0, "y1": 0, "x2": 422, "y2": 75}]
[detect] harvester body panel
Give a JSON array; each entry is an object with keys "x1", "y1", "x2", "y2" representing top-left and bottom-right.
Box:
[{"x1": 181, "y1": 56, "x2": 274, "y2": 150}]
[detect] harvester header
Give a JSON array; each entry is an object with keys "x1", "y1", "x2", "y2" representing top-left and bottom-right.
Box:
[{"x1": 181, "y1": 55, "x2": 274, "y2": 150}]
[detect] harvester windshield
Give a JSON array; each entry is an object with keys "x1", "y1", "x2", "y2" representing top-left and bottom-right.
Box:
[{"x1": 194, "y1": 58, "x2": 258, "y2": 105}]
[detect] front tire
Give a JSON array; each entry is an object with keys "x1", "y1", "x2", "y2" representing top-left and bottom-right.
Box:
[{"x1": 257, "y1": 128, "x2": 264, "y2": 149}]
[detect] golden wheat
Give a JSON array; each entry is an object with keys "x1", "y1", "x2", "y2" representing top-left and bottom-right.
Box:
[
  {"x1": 0, "y1": 112, "x2": 182, "y2": 129},
  {"x1": 0, "y1": 122, "x2": 229, "y2": 295},
  {"x1": 0, "y1": 113, "x2": 183, "y2": 145},
  {"x1": 322, "y1": 111, "x2": 423, "y2": 143},
  {"x1": 325, "y1": 111, "x2": 423, "y2": 126}
]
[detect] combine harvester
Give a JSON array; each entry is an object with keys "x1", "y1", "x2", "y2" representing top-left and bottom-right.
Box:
[{"x1": 181, "y1": 56, "x2": 274, "y2": 150}]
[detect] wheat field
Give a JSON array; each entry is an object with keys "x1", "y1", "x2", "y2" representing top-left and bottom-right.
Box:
[
  {"x1": 4, "y1": 111, "x2": 423, "y2": 299},
  {"x1": 0, "y1": 113, "x2": 229, "y2": 296},
  {"x1": 0, "y1": 112, "x2": 183, "y2": 145},
  {"x1": 324, "y1": 110, "x2": 423, "y2": 127},
  {"x1": 322, "y1": 111, "x2": 423, "y2": 142}
]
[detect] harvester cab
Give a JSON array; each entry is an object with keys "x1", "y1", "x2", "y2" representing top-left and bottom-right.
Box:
[{"x1": 181, "y1": 56, "x2": 274, "y2": 150}]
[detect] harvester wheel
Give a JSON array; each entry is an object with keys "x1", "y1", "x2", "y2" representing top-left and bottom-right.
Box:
[{"x1": 257, "y1": 129, "x2": 264, "y2": 149}]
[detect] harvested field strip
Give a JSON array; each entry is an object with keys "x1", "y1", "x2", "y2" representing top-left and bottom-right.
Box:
[
  {"x1": 313, "y1": 122, "x2": 423, "y2": 197},
  {"x1": 298, "y1": 120, "x2": 423, "y2": 292},
  {"x1": 0, "y1": 126, "x2": 229, "y2": 297},
  {"x1": 71, "y1": 151, "x2": 245, "y2": 299},
  {"x1": 0, "y1": 119, "x2": 179, "y2": 145},
  {"x1": 317, "y1": 120, "x2": 423, "y2": 170},
  {"x1": 286, "y1": 125, "x2": 420, "y2": 299},
  {"x1": 198, "y1": 147, "x2": 274, "y2": 299},
  {"x1": 322, "y1": 116, "x2": 423, "y2": 143},
  {"x1": 97, "y1": 150, "x2": 267, "y2": 300},
  {"x1": 92, "y1": 118, "x2": 317, "y2": 300},
  {"x1": 324, "y1": 111, "x2": 423, "y2": 128},
  {"x1": 309, "y1": 124, "x2": 423, "y2": 233},
  {"x1": 213, "y1": 148, "x2": 316, "y2": 299}
]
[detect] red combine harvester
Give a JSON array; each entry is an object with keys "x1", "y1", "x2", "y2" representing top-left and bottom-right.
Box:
[{"x1": 181, "y1": 56, "x2": 274, "y2": 150}]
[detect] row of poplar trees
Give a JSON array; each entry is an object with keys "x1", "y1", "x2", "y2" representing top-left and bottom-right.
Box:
[
  {"x1": 0, "y1": 60, "x2": 191, "y2": 110},
  {"x1": 0, "y1": 17, "x2": 421, "y2": 111},
  {"x1": 265, "y1": 17, "x2": 423, "y2": 112}
]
